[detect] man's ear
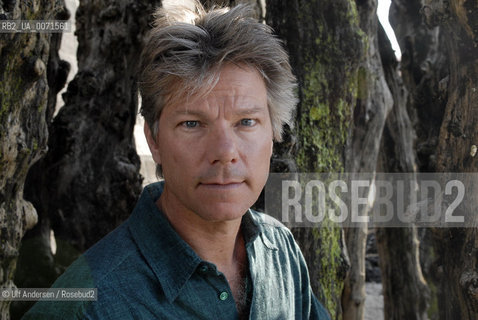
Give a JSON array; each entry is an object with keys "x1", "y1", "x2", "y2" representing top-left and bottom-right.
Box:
[{"x1": 144, "y1": 122, "x2": 162, "y2": 165}]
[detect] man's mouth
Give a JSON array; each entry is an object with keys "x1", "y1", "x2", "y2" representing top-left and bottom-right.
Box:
[{"x1": 198, "y1": 181, "x2": 244, "y2": 189}]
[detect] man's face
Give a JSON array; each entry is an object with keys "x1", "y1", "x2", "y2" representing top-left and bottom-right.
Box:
[{"x1": 148, "y1": 64, "x2": 273, "y2": 222}]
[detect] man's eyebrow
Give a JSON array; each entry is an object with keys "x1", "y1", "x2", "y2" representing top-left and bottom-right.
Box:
[{"x1": 234, "y1": 106, "x2": 268, "y2": 116}]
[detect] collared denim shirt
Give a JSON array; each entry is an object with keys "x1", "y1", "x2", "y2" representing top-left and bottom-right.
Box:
[{"x1": 23, "y1": 182, "x2": 330, "y2": 320}]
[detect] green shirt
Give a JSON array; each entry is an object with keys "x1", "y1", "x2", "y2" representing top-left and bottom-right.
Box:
[{"x1": 23, "y1": 182, "x2": 330, "y2": 319}]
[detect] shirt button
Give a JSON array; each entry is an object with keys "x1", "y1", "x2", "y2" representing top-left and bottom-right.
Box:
[
  {"x1": 199, "y1": 265, "x2": 208, "y2": 273},
  {"x1": 219, "y1": 291, "x2": 229, "y2": 301}
]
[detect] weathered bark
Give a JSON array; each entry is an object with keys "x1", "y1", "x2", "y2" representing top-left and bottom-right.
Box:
[
  {"x1": 425, "y1": 0, "x2": 478, "y2": 319},
  {"x1": 391, "y1": 0, "x2": 478, "y2": 318},
  {"x1": 375, "y1": 23, "x2": 429, "y2": 320},
  {"x1": 267, "y1": 1, "x2": 365, "y2": 318},
  {"x1": 341, "y1": 1, "x2": 393, "y2": 319},
  {"x1": 17, "y1": 1, "x2": 161, "y2": 299},
  {"x1": 389, "y1": 0, "x2": 449, "y2": 318},
  {"x1": 376, "y1": 226, "x2": 429, "y2": 319},
  {"x1": 0, "y1": 0, "x2": 68, "y2": 318},
  {"x1": 9, "y1": 4, "x2": 71, "y2": 318},
  {"x1": 390, "y1": 0, "x2": 448, "y2": 173}
]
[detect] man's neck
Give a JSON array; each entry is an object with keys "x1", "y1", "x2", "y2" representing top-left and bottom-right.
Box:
[{"x1": 156, "y1": 185, "x2": 250, "y2": 316}]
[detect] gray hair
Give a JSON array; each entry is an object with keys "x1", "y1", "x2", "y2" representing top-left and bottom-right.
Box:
[{"x1": 138, "y1": 1, "x2": 297, "y2": 176}]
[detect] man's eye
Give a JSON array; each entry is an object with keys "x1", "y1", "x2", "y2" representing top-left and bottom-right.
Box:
[
  {"x1": 240, "y1": 119, "x2": 256, "y2": 127},
  {"x1": 182, "y1": 121, "x2": 199, "y2": 128}
]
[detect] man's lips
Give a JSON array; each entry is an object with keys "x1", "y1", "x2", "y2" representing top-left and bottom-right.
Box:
[{"x1": 198, "y1": 181, "x2": 245, "y2": 189}]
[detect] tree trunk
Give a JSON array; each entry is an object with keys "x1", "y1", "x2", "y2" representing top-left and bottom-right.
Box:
[
  {"x1": 374, "y1": 23, "x2": 430, "y2": 320},
  {"x1": 22, "y1": 0, "x2": 163, "y2": 260},
  {"x1": 13, "y1": 2, "x2": 160, "y2": 318},
  {"x1": 0, "y1": 0, "x2": 68, "y2": 318},
  {"x1": 390, "y1": 0, "x2": 478, "y2": 318},
  {"x1": 389, "y1": 0, "x2": 449, "y2": 318},
  {"x1": 389, "y1": 0, "x2": 448, "y2": 173},
  {"x1": 267, "y1": 1, "x2": 366, "y2": 318},
  {"x1": 9, "y1": 2, "x2": 71, "y2": 318},
  {"x1": 426, "y1": 0, "x2": 478, "y2": 318},
  {"x1": 341, "y1": 1, "x2": 393, "y2": 319}
]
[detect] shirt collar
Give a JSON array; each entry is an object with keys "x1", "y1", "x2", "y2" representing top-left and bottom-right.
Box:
[
  {"x1": 127, "y1": 181, "x2": 263, "y2": 303},
  {"x1": 128, "y1": 182, "x2": 201, "y2": 303}
]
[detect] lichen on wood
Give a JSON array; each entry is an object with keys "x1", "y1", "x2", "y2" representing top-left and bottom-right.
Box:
[{"x1": 266, "y1": 0, "x2": 366, "y2": 318}]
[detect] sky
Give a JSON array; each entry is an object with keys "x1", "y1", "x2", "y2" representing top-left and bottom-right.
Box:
[{"x1": 377, "y1": 0, "x2": 402, "y2": 59}]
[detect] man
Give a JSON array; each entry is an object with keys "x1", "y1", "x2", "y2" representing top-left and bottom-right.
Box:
[{"x1": 23, "y1": 1, "x2": 330, "y2": 319}]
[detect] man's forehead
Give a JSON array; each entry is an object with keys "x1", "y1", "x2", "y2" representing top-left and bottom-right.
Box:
[
  {"x1": 163, "y1": 63, "x2": 268, "y2": 115},
  {"x1": 172, "y1": 104, "x2": 267, "y2": 116},
  {"x1": 171, "y1": 91, "x2": 267, "y2": 115}
]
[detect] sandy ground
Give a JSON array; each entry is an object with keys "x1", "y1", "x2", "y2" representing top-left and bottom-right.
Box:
[{"x1": 364, "y1": 283, "x2": 384, "y2": 320}]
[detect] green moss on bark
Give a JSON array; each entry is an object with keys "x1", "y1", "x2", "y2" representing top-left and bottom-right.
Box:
[
  {"x1": 267, "y1": 0, "x2": 367, "y2": 317},
  {"x1": 296, "y1": 65, "x2": 357, "y2": 318},
  {"x1": 297, "y1": 63, "x2": 354, "y2": 173},
  {"x1": 292, "y1": 1, "x2": 366, "y2": 318}
]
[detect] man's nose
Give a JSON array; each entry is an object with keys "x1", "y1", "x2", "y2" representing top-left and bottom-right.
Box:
[{"x1": 207, "y1": 124, "x2": 239, "y2": 165}]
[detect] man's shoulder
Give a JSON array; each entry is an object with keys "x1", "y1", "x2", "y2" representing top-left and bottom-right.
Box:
[
  {"x1": 80, "y1": 221, "x2": 138, "y2": 280},
  {"x1": 248, "y1": 208, "x2": 291, "y2": 234},
  {"x1": 247, "y1": 209, "x2": 298, "y2": 252}
]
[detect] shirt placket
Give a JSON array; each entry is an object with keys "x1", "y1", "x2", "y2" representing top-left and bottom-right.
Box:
[{"x1": 195, "y1": 262, "x2": 239, "y2": 319}]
